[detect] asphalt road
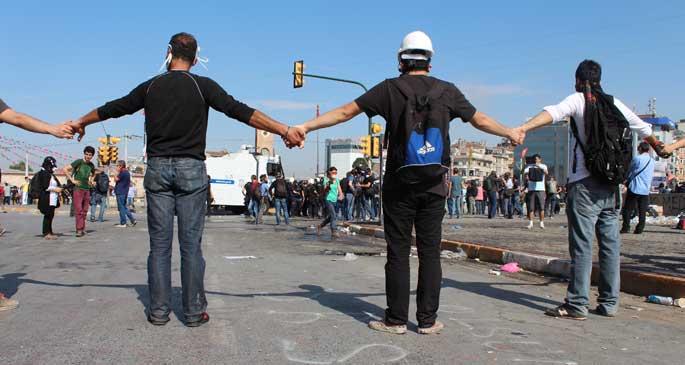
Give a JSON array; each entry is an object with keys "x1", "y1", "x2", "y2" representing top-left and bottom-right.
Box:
[{"x1": 1, "y1": 211, "x2": 684, "y2": 364}]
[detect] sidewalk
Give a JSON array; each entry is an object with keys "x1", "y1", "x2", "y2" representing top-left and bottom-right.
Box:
[{"x1": 441, "y1": 215, "x2": 685, "y2": 278}]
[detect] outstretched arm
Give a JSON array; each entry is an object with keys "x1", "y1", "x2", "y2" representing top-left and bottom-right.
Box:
[
  {"x1": 0, "y1": 108, "x2": 73, "y2": 138},
  {"x1": 663, "y1": 138, "x2": 685, "y2": 155},
  {"x1": 470, "y1": 112, "x2": 524, "y2": 145},
  {"x1": 299, "y1": 102, "x2": 363, "y2": 133}
]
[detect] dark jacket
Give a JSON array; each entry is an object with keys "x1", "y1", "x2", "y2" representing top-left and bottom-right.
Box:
[{"x1": 36, "y1": 170, "x2": 61, "y2": 214}]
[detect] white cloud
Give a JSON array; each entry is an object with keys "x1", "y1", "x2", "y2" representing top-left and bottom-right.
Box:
[{"x1": 258, "y1": 99, "x2": 320, "y2": 111}]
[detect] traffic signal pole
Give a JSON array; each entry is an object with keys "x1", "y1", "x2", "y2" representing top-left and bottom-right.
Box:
[{"x1": 292, "y1": 71, "x2": 373, "y2": 135}]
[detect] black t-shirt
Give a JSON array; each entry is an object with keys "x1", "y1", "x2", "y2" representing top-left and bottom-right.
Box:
[
  {"x1": 0, "y1": 98, "x2": 9, "y2": 120},
  {"x1": 355, "y1": 75, "x2": 477, "y2": 197},
  {"x1": 97, "y1": 71, "x2": 255, "y2": 160}
]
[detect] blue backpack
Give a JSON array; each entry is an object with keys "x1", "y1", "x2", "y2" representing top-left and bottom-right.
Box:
[{"x1": 387, "y1": 78, "x2": 450, "y2": 185}]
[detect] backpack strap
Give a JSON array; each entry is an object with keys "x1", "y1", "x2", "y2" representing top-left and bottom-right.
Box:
[{"x1": 569, "y1": 117, "x2": 586, "y2": 174}]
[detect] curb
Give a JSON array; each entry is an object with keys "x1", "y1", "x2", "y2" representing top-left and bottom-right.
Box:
[{"x1": 345, "y1": 223, "x2": 685, "y2": 299}]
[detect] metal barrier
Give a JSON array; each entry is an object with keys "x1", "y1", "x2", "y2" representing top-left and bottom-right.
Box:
[{"x1": 649, "y1": 193, "x2": 685, "y2": 216}]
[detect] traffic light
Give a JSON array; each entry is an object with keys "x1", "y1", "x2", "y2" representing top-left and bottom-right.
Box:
[
  {"x1": 99, "y1": 145, "x2": 110, "y2": 165},
  {"x1": 371, "y1": 123, "x2": 383, "y2": 135},
  {"x1": 110, "y1": 146, "x2": 119, "y2": 163},
  {"x1": 110, "y1": 137, "x2": 121, "y2": 144},
  {"x1": 359, "y1": 135, "x2": 371, "y2": 157},
  {"x1": 372, "y1": 136, "x2": 381, "y2": 158},
  {"x1": 293, "y1": 60, "x2": 304, "y2": 88}
]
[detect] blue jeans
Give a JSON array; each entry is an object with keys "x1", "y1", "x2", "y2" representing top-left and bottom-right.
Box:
[
  {"x1": 502, "y1": 196, "x2": 513, "y2": 218},
  {"x1": 274, "y1": 197, "x2": 289, "y2": 225},
  {"x1": 116, "y1": 194, "x2": 136, "y2": 225},
  {"x1": 321, "y1": 201, "x2": 338, "y2": 232},
  {"x1": 144, "y1": 157, "x2": 208, "y2": 322},
  {"x1": 565, "y1": 177, "x2": 620, "y2": 315},
  {"x1": 251, "y1": 198, "x2": 261, "y2": 223},
  {"x1": 447, "y1": 195, "x2": 461, "y2": 218},
  {"x1": 487, "y1": 191, "x2": 498, "y2": 219},
  {"x1": 90, "y1": 192, "x2": 106, "y2": 222},
  {"x1": 345, "y1": 193, "x2": 355, "y2": 221}
]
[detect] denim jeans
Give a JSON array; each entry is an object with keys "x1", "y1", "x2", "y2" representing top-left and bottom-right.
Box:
[
  {"x1": 502, "y1": 196, "x2": 513, "y2": 218},
  {"x1": 487, "y1": 191, "x2": 498, "y2": 219},
  {"x1": 90, "y1": 192, "x2": 106, "y2": 222},
  {"x1": 345, "y1": 193, "x2": 355, "y2": 221},
  {"x1": 447, "y1": 195, "x2": 461, "y2": 218},
  {"x1": 565, "y1": 177, "x2": 621, "y2": 315},
  {"x1": 144, "y1": 157, "x2": 208, "y2": 322},
  {"x1": 251, "y1": 198, "x2": 261, "y2": 223},
  {"x1": 320, "y1": 200, "x2": 338, "y2": 232},
  {"x1": 274, "y1": 197, "x2": 289, "y2": 225},
  {"x1": 116, "y1": 194, "x2": 135, "y2": 225}
]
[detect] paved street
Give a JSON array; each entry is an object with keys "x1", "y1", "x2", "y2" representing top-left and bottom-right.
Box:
[
  {"x1": 442, "y1": 215, "x2": 685, "y2": 277},
  {"x1": 1, "y1": 211, "x2": 684, "y2": 364}
]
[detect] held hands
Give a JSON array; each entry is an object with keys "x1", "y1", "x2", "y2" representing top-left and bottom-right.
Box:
[
  {"x1": 508, "y1": 126, "x2": 526, "y2": 146},
  {"x1": 653, "y1": 142, "x2": 672, "y2": 159},
  {"x1": 67, "y1": 119, "x2": 87, "y2": 142},
  {"x1": 282, "y1": 125, "x2": 307, "y2": 149},
  {"x1": 49, "y1": 121, "x2": 77, "y2": 139}
]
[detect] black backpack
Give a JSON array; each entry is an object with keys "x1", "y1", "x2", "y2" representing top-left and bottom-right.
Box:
[
  {"x1": 96, "y1": 174, "x2": 110, "y2": 194},
  {"x1": 527, "y1": 166, "x2": 544, "y2": 182},
  {"x1": 29, "y1": 173, "x2": 42, "y2": 199},
  {"x1": 570, "y1": 91, "x2": 632, "y2": 185},
  {"x1": 387, "y1": 78, "x2": 450, "y2": 185},
  {"x1": 274, "y1": 179, "x2": 287, "y2": 198}
]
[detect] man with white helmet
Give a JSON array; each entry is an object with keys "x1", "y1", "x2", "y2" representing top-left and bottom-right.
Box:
[{"x1": 288, "y1": 31, "x2": 523, "y2": 334}]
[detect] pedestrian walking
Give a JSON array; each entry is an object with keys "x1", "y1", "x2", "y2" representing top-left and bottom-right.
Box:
[
  {"x1": 90, "y1": 169, "x2": 109, "y2": 222},
  {"x1": 524, "y1": 154, "x2": 548, "y2": 229},
  {"x1": 447, "y1": 168, "x2": 463, "y2": 219},
  {"x1": 269, "y1": 174, "x2": 290, "y2": 225},
  {"x1": 64, "y1": 146, "x2": 96, "y2": 237},
  {"x1": 289, "y1": 30, "x2": 523, "y2": 334},
  {"x1": 317, "y1": 167, "x2": 343, "y2": 238},
  {"x1": 34, "y1": 157, "x2": 63, "y2": 240},
  {"x1": 68, "y1": 32, "x2": 298, "y2": 326},
  {"x1": 621, "y1": 142, "x2": 655, "y2": 234},
  {"x1": 114, "y1": 161, "x2": 137, "y2": 228},
  {"x1": 517, "y1": 59, "x2": 666, "y2": 320}
]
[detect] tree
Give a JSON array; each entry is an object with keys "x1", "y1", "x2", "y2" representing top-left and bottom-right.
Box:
[
  {"x1": 352, "y1": 157, "x2": 369, "y2": 170},
  {"x1": 9, "y1": 161, "x2": 33, "y2": 172}
]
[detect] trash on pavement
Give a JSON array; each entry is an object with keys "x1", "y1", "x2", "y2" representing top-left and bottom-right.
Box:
[
  {"x1": 452, "y1": 225, "x2": 462, "y2": 231},
  {"x1": 440, "y1": 248, "x2": 467, "y2": 259},
  {"x1": 224, "y1": 256, "x2": 257, "y2": 260},
  {"x1": 500, "y1": 262, "x2": 520, "y2": 273},
  {"x1": 625, "y1": 305, "x2": 644, "y2": 312},
  {"x1": 646, "y1": 295, "x2": 680, "y2": 306},
  {"x1": 674, "y1": 298, "x2": 685, "y2": 308},
  {"x1": 332, "y1": 252, "x2": 359, "y2": 262},
  {"x1": 489, "y1": 270, "x2": 501, "y2": 276}
]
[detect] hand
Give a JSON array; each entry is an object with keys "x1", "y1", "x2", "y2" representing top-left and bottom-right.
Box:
[
  {"x1": 54, "y1": 187, "x2": 63, "y2": 193},
  {"x1": 508, "y1": 127, "x2": 526, "y2": 146},
  {"x1": 653, "y1": 142, "x2": 672, "y2": 159},
  {"x1": 659, "y1": 144, "x2": 674, "y2": 157},
  {"x1": 282, "y1": 125, "x2": 306, "y2": 149},
  {"x1": 50, "y1": 122, "x2": 76, "y2": 139},
  {"x1": 68, "y1": 119, "x2": 87, "y2": 142}
]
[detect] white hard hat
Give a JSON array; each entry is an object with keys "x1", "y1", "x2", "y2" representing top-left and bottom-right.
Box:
[
  {"x1": 308, "y1": 178, "x2": 314, "y2": 184},
  {"x1": 398, "y1": 31, "x2": 434, "y2": 60},
  {"x1": 289, "y1": 177, "x2": 295, "y2": 183}
]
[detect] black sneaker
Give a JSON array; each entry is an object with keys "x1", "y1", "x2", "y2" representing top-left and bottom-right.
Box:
[
  {"x1": 620, "y1": 227, "x2": 630, "y2": 234},
  {"x1": 185, "y1": 312, "x2": 210, "y2": 327},
  {"x1": 147, "y1": 314, "x2": 170, "y2": 326},
  {"x1": 544, "y1": 304, "x2": 587, "y2": 320},
  {"x1": 593, "y1": 306, "x2": 616, "y2": 318}
]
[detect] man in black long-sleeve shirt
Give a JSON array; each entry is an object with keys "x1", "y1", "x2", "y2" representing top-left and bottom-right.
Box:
[{"x1": 70, "y1": 32, "x2": 301, "y2": 327}]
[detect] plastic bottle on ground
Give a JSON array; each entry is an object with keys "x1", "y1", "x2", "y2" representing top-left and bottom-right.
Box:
[{"x1": 647, "y1": 295, "x2": 674, "y2": 306}]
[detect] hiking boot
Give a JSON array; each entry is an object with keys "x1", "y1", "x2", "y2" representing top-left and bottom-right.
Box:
[
  {"x1": 0, "y1": 294, "x2": 18, "y2": 312},
  {"x1": 544, "y1": 304, "x2": 587, "y2": 320},
  {"x1": 368, "y1": 320, "x2": 407, "y2": 335},
  {"x1": 418, "y1": 321, "x2": 445, "y2": 335},
  {"x1": 526, "y1": 221, "x2": 533, "y2": 230},
  {"x1": 185, "y1": 312, "x2": 210, "y2": 327}
]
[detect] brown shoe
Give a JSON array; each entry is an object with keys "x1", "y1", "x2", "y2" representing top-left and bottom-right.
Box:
[
  {"x1": 418, "y1": 321, "x2": 444, "y2": 335},
  {"x1": 368, "y1": 320, "x2": 407, "y2": 335},
  {"x1": 0, "y1": 295, "x2": 18, "y2": 312}
]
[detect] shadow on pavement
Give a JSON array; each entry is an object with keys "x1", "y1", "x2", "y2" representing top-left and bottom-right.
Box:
[{"x1": 442, "y1": 278, "x2": 560, "y2": 312}]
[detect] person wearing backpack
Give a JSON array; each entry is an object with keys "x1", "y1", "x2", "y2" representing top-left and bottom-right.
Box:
[
  {"x1": 288, "y1": 31, "x2": 523, "y2": 335},
  {"x1": 517, "y1": 60, "x2": 666, "y2": 320},
  {"x1": 621, "y1": 142, "x2": 655, "y2": 235},
  {"x1": 524, "y1": 154, "x2": 549, "y2": 229},
  {"x1": 269, "y1": 174, "x2": 290, "y2": 225},
  {"x1": 64, "y1": 146, "x2": 96, "y2": 237},
  {"x1": 90, "y1": 169, "x2": 109, "y2": 223}
]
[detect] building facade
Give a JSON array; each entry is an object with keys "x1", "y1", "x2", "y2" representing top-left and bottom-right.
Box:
[{"x1": 450, "y1": 139, "x2": 514, "y2": 179}]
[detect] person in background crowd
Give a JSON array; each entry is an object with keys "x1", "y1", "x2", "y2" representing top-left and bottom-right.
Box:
[
  {"x1": 35, "y1": 157, "x2": 63, "y2": 240},
  {"x1": 524, "y1": 154, "x2": 548, "y2": 229},
  {"x1": 269, "y1": 174, "x2": 290, "y2": 225},
  {"x1": 502, "y1": 172, "x2": 514, "y2": 219},
  {"x1": 317, "y1": 166, "x2": 342, "y2": 238},
  {"x1": 483, "y1": 171, "x2": 499, "y2": 219},
  {"x1": 257, "y1": 174, "x2": 270, "y2": 224},
  {"x1": 288, "y1": 177, "x2": 304, "y2": 217},
  {"x1": 341, "y1": 171, "x2": 355, "y2": 221},
  {"x1": 90, "y1": 168, "x2": 109, "y2": 223},
  {"x1": 243, "y1": 175, "x2": 256, "y2": 217},
  {"x1": 127, "y1": 182, "x2": 137, "y2": 212},
  {"x1": 447, "y1": 168, "x2": 463, "y2": 219},
  {"x1": 21, "y1": 177, "x2": 30, "y2": 205},
  {"x1": 466, "y1": 181, "x2": 477, "y2": 215},
  {"x1": 475, "y1": 181, "x2": 485, "y2": 215},
  {"x1": 545, "y1": 175, "x2": 559, "y2": 218},
  {"x1": 114, "y1": 160, "x2": 136, "y2": 228},
  {"x1": 621, "y1": 142, "x2": 655, "y2": 235},
  {"x1": 3, "y1": 183, "x2": 10, "y2": 206},
  {"x1": 64, "y1": 146, "x2": 96, "y2": 237}
]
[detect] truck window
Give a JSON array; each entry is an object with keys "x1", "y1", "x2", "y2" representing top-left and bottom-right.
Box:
[{"x1": 266, "y1": 162, "x2": 283, "y2": 177}]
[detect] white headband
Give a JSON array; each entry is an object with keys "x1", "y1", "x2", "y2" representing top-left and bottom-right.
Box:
[{"x1": 159, "y1": 44, "x2": 209, "y2": 72}]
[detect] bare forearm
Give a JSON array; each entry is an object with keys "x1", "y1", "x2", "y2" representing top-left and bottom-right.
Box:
[
  {"x1": 77, "y1": 109, "x2": 103, "y2": 127},
  {"x1": 1, "y1": 110, "x2": 54, "y2": 134},
  {"x1": 248, "y1": 110, "x2": 288, "y2": 137},
  {"x1": 520, "y1": 111, "x2": 554, "y2": 133},
  {"x1": 301, "y1": 102, "x2": 361, "y2": 133},
  {"x1": 470, "y1": 112, "x2": 511, "y2": 139}
]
